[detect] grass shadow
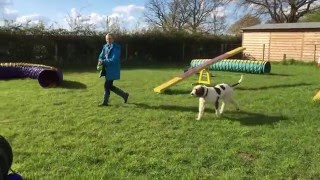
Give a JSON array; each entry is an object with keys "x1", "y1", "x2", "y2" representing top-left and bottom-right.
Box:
[
  {"x1": 237, "y1": 83, "x2": 312, "y2": 91},
  {"x1": 162, "y1": 89, "x2": 191, "y2": 95},
  {"x1": 223, "y1": 111, "x2": 288, "y2": 126},
  {"x1": 129, "y1": 103, "x2": 287, "y2": 126},
  {"x1": 60, "y1": 80, "x2": 87, "y2": 89},
  {"x1": 132, "y1": 102, "x2": 198, "y2": 112},
  {"x1": 267, "y1": 73, "x2": 292, "y2": 76}
]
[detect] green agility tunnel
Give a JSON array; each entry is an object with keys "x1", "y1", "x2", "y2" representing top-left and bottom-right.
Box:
[{"x1": 190, "y1": 59, "x2": 271, "y2": 74}]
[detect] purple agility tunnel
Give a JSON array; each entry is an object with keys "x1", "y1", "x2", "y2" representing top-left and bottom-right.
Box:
[{"x1": 0, "y1": 63, "x2": 63, "y2": 88}]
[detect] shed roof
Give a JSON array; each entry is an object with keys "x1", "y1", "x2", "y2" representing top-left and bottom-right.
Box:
[{"x1": 242, "y1": 22, "x2": 320, "y2": 31}]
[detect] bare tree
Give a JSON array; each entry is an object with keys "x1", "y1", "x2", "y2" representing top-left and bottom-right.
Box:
[
  {"x1": 188, "y1": 1, "x2": 230, "y2": 34},
  {"x1": 228, "y1": 14, "x2": 261, "y2": 35},
  {"x1": 144, "y1": 0, "x2": 231, "y2": 33},
  {"x1": 100, "y1": 16, "x2": 113, "y2": 32},
  {"x1": 167, "y1": 0, "x2": 190, "y2": 31},
  {"x1": 187, "y1": 0, "x2": 220, "y2": 33},
  {"x1": 213, "y1": 15, "x2": 227, "y2": 35},
  {"x1": 108, "y1": 16, "x2": 125, "y2": 34},
  {"x1": 65, "y1": 10, "x2": 96, "y2": 35},
  {"x1": 237, "y1": 0, "x2": 320, "y2": 23},
  {"x1": 201, "y1": 14, "x2": 227, "y2": 35},
  {"x1": 144, "y1": 0, "x2": 169, "y2": 31},
  {"x1": 144, "y1": 0, "x2": 188, "y2": 32}
]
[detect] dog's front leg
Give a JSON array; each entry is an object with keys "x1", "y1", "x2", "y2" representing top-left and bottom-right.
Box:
[
  {"x1": 197, "y1": 99, "x2": 205, "y2": 120},
  {"x1": 215, "y1": 98, "x2": 220, "y2": 117},
  {"x1": 219, "y1": 101, "x2": 225, "y2": 114}
]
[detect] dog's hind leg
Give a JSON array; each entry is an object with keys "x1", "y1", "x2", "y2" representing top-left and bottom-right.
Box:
[{"x1": 197, "y1": 100, "x2": 205, "y2": 120}]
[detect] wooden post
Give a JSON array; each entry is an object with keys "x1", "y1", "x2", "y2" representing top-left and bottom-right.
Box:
[
  {"x1": 262, "y1": 44, "x2": 265, "y2": 61},
  {"x1": 54, "y1": 42, "x2": 58, "y2": 64},
  {"x1": 220, "y1": 44, "x2": 224, "y2": 54},
  {"x1": 283, "y1": 54, "x2": 286, "y2": 61},
  {"x1": 314, "y1": 44, "x2": 317, "y2": 62},
  {"x1": 182, "y1": 42, "x2": 185, "y2": 62},
  {"x1": 125, "y1": 43, "x2": 128, "y2": 62}
]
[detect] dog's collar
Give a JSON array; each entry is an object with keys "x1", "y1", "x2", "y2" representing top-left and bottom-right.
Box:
[{"x1": 202, "y1": 87, "x2": 208, "y2": 98}]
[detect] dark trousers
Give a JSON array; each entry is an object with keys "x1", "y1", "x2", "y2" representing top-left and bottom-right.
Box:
[
  {"x1": 104, "y1": 80, "x2": 115, "y2": 96},
  {"x1": 104, "y1": 80, "x2": 126, "y2": 100}
]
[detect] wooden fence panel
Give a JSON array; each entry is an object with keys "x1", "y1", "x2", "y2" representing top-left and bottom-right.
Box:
[{"x1": 242, "y1": 32, "x2": 270, "y2": 60}]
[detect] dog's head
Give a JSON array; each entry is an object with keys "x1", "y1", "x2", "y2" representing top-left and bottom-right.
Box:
[{"x1": 190, "y1": 85, "x2": 206, "y2": 97}]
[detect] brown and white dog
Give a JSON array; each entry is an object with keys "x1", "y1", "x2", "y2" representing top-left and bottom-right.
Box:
[{"x1": 190, "y1": 75, "x2": 243, "y2": 120}]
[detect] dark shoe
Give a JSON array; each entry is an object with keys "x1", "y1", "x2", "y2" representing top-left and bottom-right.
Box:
[
  {"x1": 98, "y1": 94, "x2": 109, "y2": 106},
  {"x1": 124, "y1": 93, "x2": 129, "y2": 103}
]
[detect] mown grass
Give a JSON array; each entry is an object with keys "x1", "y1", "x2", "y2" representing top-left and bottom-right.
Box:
[{"x1": 1, "y1": 63, "x2": 320, "y2": 179}]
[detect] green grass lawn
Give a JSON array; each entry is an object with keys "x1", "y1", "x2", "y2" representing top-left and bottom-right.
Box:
[{"x1": 1, "y1": 63, "x2": 320, "y2": 179}]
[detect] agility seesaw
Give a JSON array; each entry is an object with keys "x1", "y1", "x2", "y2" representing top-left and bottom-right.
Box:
[
  {"x1": 313, "y1": 90, "x2": 320, "y2": 102},
  {"x1": 153, "y1": 47, "x2": 246, "y2": 93}
]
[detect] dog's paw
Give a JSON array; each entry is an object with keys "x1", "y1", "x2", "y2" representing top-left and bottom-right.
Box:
[{"x1": 196, "y1": 117, "x2": 201, "y2": 120}]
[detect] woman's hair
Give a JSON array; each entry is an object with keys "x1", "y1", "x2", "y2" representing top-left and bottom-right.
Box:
[{"x1": 106, "y1": 33, "x2": 114, "y2": 39}]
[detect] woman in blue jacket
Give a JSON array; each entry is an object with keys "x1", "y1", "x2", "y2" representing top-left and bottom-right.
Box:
[{"x1": 97, "y1": 33, "x2": 129, "y2": 106}]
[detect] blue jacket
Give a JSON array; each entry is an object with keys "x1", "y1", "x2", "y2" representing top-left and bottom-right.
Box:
[{"x1": 98, "y1": 43, "x2": 121, "y2": 80}]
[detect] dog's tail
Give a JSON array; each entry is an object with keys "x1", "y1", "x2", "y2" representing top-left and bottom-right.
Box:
[{"x1": 231, "y1": 75, "x2": 243, "y2": 87}]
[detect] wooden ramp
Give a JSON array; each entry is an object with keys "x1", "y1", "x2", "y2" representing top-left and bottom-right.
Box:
[
  {"x1": 313, "y1": 90, "x2": 320, "y2": 102},
  {"x1": 153, "y1": 47, "x2": 246, "y2": 93}
]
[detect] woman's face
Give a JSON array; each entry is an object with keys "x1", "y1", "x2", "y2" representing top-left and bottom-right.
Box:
[{"x1": 106, "y1": 35, "x2": 114, "y2": 44}]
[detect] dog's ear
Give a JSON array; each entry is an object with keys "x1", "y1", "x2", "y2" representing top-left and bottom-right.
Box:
[{"x1": 195, "y1": 86, "x2": 205, "y2": 97}]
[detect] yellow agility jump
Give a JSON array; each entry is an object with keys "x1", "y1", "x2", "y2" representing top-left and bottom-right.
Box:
[{"x1": 153, "y1": 47, "x2": 246, "y2": 93}]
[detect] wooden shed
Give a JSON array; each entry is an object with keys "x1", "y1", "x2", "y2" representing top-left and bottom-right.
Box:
[{"x1": 241, "y1": 22, "x2": 320, "y2": 62}]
